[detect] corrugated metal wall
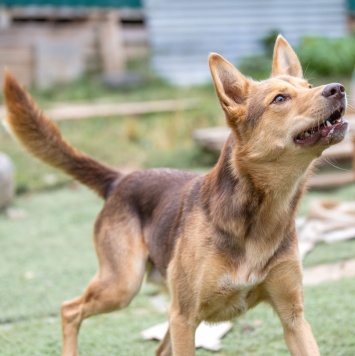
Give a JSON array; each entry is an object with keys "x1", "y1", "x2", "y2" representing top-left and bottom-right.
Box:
[{"x1": 144, "y1": 0, "x2": 347, "y2": 85}]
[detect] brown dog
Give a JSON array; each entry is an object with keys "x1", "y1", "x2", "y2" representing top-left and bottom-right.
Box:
[{"x1": 3, "y1": 35, "x2": 348, "y2": 355}]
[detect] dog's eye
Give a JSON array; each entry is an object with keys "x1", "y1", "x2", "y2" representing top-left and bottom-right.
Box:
[
  {"x1": 308, "y1": 84, "x2": 313, "y2": 89},
  {"x1": 272, "y1": 95, "x2": 287, "y2": 104}
]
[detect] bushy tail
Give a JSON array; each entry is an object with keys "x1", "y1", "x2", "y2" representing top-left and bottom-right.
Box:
[{"x1": 3, "y1": 70, "x2": 121, "y2": 198}]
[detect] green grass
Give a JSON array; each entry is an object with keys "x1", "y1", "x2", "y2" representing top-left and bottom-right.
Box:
[
  {"x1": 1, "y1": 68, "x2": 355, "y2": 354},
  {"x1": 1, "y1": 186, "x2": 355, "y2": 355},
  {"x1": 1, "y1": 278, "x2": 354, "y2": 355}
]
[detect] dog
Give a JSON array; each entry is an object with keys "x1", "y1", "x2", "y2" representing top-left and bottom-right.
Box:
[{"x1": 3, "y1": 35, "x2": 348, "y2": 356}]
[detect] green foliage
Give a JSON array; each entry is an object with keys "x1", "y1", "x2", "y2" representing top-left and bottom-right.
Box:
[
  {"x1": 261, "y1": 29, "x2": 281, "y2": 56},
  {"x1": 239, "y1": 55, "x2": 272, "y2": 80},
  {"x1": 239, "y1": 33, "x2": 355, "y2": 79},
  {"x1": 145, "y1": 146, "x2": 218, "y2": 170},
  {"x1": 239, "y1": 29, "x2": 279, "y2": 79},
  {"x1": 298, "y1": 36, "x2": 355, "y2": 77}
]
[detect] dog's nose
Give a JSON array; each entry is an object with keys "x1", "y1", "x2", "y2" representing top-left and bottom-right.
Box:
[{"x1": 322, "y1": 83, "x2": 345, "y2": 99}]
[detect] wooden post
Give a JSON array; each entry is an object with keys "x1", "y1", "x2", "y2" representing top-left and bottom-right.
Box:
[{"x1": 98, "y1": 11, "x2": 125, "y2": 76}]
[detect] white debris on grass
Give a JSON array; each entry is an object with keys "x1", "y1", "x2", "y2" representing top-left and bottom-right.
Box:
[{"x1": 142, "y1": 321, "x2": 233, "y2": 351}]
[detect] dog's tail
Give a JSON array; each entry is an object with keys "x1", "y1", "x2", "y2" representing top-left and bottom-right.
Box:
[{"x1": 3, "y1": 70, "x2": 121, "y2": 199}]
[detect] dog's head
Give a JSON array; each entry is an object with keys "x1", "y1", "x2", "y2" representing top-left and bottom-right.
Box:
[{"x1": 209, "y1": 35, "x2": 348, "y2": 166}]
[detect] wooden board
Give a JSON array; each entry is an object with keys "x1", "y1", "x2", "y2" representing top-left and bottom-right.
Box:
[
  {"x1": 308, "y1": 171, "x2": 354, "y2": 189},
  {"x1": 98, "y1": 12, "x2": 126, "y2": 76},
  {"x1": 0, "y1": 98, "x2": 199, "y2": 121}
]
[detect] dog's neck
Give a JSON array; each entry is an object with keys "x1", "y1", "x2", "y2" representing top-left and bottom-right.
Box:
[
  {"x1": 202, "y1": 133, "x2": 311, "y2": 239},
  {"x1": 201, "y1": 133, "x2": 313, "y2": 271}
]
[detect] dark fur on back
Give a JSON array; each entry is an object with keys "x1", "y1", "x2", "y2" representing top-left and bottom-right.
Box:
[{"x1": 105, "y1": 168, "x2": 199, "y2": 275}]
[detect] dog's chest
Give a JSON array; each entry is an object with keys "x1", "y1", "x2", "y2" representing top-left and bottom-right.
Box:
[{"x1": 199, "y1": 272, "x2": 265, "y2": 323}]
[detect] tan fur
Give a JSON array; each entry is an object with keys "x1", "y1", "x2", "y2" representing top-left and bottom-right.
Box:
[
  {"x1": 3, "y1": 35, "x2": 348, "y2": 355},
  {"x1": 3, "y1": 71, "x2": 120, "y2": 198}
]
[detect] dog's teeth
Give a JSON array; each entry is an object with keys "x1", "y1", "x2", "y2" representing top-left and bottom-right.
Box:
[
  {"x1": 304, "y1": 131, "x2": 311, "y2": 137},
  {"x1": 336, "y1": 118, "x2": 342, "y2": 123},
  {"x1": 326, "y1": 120, "x2": 332, "y2": 127}
]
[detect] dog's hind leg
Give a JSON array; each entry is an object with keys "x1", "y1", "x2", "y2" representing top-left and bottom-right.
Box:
[
  {"x1": 61, "y1": 214, "x2": 148, "y2": 356},
  {"x1": 155, "y1": 328, "x2": 172, "y2": 356}
]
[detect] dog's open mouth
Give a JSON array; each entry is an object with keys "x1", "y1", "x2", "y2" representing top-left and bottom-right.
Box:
[{"x1": 294, "y1": 107, "x2": 348, "y2": 146}]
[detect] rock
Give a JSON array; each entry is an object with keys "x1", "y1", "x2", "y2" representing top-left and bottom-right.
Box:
[{"x1": 0, "y1": 152, "x2": 15, "y2": 209}]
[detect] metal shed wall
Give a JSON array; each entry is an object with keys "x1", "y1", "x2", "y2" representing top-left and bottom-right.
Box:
[{"x1": 144, "y1": 0, "x2": 347, "y2": 85}]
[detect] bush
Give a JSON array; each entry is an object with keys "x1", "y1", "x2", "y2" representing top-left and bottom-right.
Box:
[
  {"x1": 239, "y1": 35, "x2": 355, "y2": 79},
  {"x1": 297, "y1": 36, "x2": 355, "y2": 77},
  {"x1": 239, "y1": 55, "x2": 272, "y2": 80}
]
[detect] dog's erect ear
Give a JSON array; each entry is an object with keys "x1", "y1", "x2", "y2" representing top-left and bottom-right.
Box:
[
  {"x1": 271, "y1": 35, "x2": 303, "y2": 78},
  {"x1": 209, "y1": 53, "x2": 249, "y2": 111}
]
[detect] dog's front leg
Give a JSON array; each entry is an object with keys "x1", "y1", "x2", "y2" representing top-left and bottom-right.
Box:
[
  {"x1": 169, "y1": 309, "x2": 196, "y2": 356},
  {"x1": 282, "y1": 318, "x2": 320, "y2": 356},
  {"x1": 265, "y1": 260, "x2": 320, "y2": 356}
]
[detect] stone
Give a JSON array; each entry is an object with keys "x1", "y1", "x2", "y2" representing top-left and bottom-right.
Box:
[{"x1": 0, "y1": 152, "x2": 15, "y2": 209}]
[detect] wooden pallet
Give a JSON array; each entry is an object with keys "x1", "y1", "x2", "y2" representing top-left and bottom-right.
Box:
[{"x1": 0, "y1": 16, "x2": 148, "y2": 88}]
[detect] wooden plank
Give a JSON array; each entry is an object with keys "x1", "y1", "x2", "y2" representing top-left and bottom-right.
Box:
[
  {"x1": 98, "y1": 12, "x2": 126, "y2": 76},
  {"x1": 309, "y1": 171, "x2": 354, "y2": 189},
  {"x1": 0, "y1": 99, "x2": 199, "y2": 121},
  {"x1": 48, "y1": 99, "x2": 199, "y2": 120}
]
